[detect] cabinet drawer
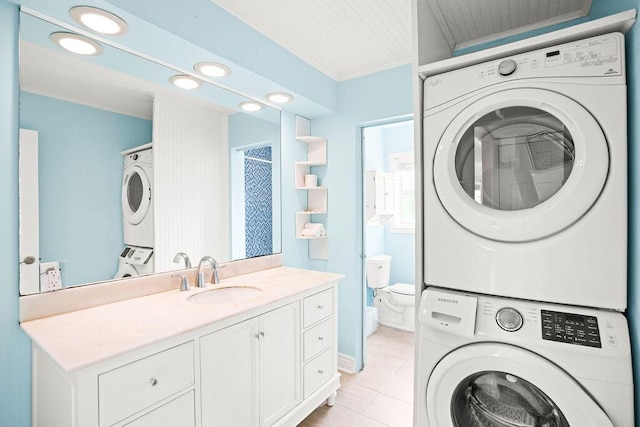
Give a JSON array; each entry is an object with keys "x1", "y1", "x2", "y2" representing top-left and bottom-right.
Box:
[
  {"x1": 124, "y1": 391, "x2": 195, "y2": 427},
  {"x1": 99, "y1": 341, "x2": 194, "y2": 426},
  {"x1": 303, "y1": 347, "x2": 335, "y2": 398},
  {"x1": 303, "y1": 288, "x2": 334, "y2": 327},
  {"x1": 303, "y1": 317, "x2": 333, "y2": 362}
]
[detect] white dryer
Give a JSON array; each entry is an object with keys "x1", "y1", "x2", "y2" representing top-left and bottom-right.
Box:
[
  {"x1": 423, "y1": 33, "x2": 627, "y2": 310},
  {"x1": 113, "y1": 245, "x2": 154, "y2": 279},
  {"x1": 121, "y1": 143, "x2": 154, "y2": 248},
  {"x1": 416, "y1": 287, "x2": 633, "y2": 427}
]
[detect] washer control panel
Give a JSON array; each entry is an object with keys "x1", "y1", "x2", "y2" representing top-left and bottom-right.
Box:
[{"x1": 541, "y1": 310, "x2": 601, "y2": 348}]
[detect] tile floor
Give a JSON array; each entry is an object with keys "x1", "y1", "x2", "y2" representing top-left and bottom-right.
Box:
[{"x1": 299, "y1": 325, "x2": 415, "y2": 427}]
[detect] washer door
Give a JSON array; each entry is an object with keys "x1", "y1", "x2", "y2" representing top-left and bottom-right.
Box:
[
  {"x1": 426, "y1": 343, "x2": 613, "y2": 427},
  {"x1": 113, "y1": 263, "x2": 139, "y2": 279},
  {"x1": 433, "y1": 88, "x2": 609, "y2": 242},
  {"x1": 122, "y1": 165, "x2": 151, "y2": 225}
]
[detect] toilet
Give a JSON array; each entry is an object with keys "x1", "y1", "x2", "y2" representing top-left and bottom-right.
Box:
[{"x1": 365, "y1": 255, "x2": 415, "y2": 332}]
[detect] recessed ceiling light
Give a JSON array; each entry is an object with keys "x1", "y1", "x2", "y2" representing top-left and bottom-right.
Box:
[
  {"x1": 69, "y1": 6, "x2": 128, "y2": 36},
  {"x1": 194, "y1": 62, "x2": 232, "y2": 78},
  {"x1": 239, "y1": 101, "x2": 263, "y2": 112},
  {"x1": 50, "y1": 32, "x2": 103, "y2": 56},
  {"x1": 266, "y1": 92, "x2": 294, "y2": 103},
  {"x1": 169, "y1": 75, "x2": 202, "y2": 90}
]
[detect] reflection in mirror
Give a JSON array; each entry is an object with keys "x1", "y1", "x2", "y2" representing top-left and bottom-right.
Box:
[{"x1": 18, "y1": 12, "x2": 281, "y2": 295}]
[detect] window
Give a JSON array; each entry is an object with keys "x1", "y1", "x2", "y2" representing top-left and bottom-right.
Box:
[{"x1": 390, "y1": 152, "x2": 414, "y2": 233}]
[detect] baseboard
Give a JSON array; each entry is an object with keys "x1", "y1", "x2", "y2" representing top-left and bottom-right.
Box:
[{"x1": 337, "y1": 353, "x2": 356, "y2": 374}]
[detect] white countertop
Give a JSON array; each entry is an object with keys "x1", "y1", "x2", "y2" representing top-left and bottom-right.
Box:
[{"x1": 21, "y1": 266, "x2": 343, "y2": 372}]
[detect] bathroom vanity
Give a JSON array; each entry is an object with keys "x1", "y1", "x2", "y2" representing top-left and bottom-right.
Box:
[{"x1": 21, "y1": 265, "x2": 342, "y2": 427}]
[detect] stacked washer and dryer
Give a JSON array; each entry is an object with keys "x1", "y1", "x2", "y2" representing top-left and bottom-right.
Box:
[
  {"x1": 418, "y1": 32, "x2": 633, "y2": 426},
  {"x1": 114, "y1": 143, "x2": 155, "y2": 279}
]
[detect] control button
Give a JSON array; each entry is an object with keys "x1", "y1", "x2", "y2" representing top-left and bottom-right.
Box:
[
  {"x1": 479, "y1": 71, "x2": 485, "y2": 78},
  {"x1": 498, "y1": 59, "x2": 517, "y2": 76},
  {"x1": 607, "y1": 333, "x2": 617, "y2": 346},
  {"x1": 531, "y1": 59, "x2": 539, "y2": 68},
  {"x1": 496, "y1": 307, "x2": 523, "y2": 332}
]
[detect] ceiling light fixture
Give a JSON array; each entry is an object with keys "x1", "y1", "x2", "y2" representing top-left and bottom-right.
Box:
[
  {"x1": 239, "y1": 101, "x2": 263, "y2": 112},
  {"x1": 50, "y1": 32, "x2": 103, "y2": 56},
  {"x1": 169, "y1": 75, "x2": 202, "y2": 90},
  {"x1": 194, "y1": 62, "x2": 232, "y2": 78},
  {"x1": 69, "y1": 6, "x2": 128, "y2": 35},
  {"x1": 266, "y1": 92, "x2": 294, "y2": 104}
]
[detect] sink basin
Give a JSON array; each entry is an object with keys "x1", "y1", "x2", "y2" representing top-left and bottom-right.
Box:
[{"x1": 187, "y1": 286, "x2": 263, "y2": 305}]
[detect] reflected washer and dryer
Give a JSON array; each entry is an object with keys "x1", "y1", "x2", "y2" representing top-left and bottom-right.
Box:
[
  {"x1": 416, "y1": 287, "x2": 633, "y2": 427},
  {"x1": 423, "y1": 33, "x2": 627, "y2": 309},
  {"x1": 121, "y1": 143, "x2": 154, "y2": 249},
  {"x1": 113, "y1": 245, "x2": 154, "y2": 279}
]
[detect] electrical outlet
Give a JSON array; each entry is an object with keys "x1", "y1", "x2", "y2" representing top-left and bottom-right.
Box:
[{"x1": 40, "y1": 261, "x2": 62, "y2": 292}]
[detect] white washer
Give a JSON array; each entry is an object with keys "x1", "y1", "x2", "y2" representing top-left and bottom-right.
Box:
[
  {"x1": 114, "y1": 245, "x2": 154, "y2": 279},
  {"x1": 423, "y1": 33, "x2": 627, "y2": 310},
  {"x1": 416, "y1": 287, "x2": 633, "y2": 427},
  {"x1": 122, "y1": 144, "x2": 154, "y2": 248}
]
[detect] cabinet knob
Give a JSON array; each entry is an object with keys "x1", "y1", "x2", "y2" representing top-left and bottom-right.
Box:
[{"x1": 149, "y1": 377, "x2": 158, "y2": 386}]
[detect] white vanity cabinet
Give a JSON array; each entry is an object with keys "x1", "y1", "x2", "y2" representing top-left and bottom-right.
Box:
[
  {"x1": 32, "y1": 340, "x2": 197, "y2": 427},
  {"x1": 200, "y1": 302, "x2": 301, "y2": 426},
  {"x1": 26, "y1": 269, "x2": 342, "y2": 427}
]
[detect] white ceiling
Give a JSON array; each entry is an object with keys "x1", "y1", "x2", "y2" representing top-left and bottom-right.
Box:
[
  {"x1": 210, "y1": 0, "x2": 413, "y2": 82},
  {"x1": 210, "y1": 0, "x2": 592, "y2": 82},
  {"x1": 428, "y1": 0, "x2": 593, "y2": 50}
]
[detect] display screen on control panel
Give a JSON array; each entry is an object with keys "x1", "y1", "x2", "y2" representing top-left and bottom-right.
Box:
[{"x1": 541, "y1": 310, "x2": 601, "y2": 348}]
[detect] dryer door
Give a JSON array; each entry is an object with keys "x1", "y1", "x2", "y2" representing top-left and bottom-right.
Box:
[
  {"x1": 433, "y1": 88, "x2": 608, "y2": 242},
  {"x1": 122, "y1": 165, "x2": 151, "y2": 225},
  {"x1": 426, "y1": 343, "x2": 613, "y2": 427}
]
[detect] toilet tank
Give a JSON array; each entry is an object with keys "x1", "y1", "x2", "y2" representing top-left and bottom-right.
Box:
[{"x1": 366, "y1": 255, "x2": 391, "y2": 289}]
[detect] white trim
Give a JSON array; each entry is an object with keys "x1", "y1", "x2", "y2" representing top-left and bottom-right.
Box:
[
  {"x1": 337, "y1": 353, "x2": 356, "y2": 374},
  {"x1": 390, "y1": 151, "x2": 416, "y2": 234}
]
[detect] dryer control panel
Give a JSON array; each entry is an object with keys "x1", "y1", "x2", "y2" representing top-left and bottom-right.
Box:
[{"x1": 541, "y1": 310, "x2": 601, "y2": 348}]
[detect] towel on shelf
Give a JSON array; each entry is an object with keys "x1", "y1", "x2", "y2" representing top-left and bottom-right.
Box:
[
  {"x1": 301, "y1": 228, "x2": 325, "y2": 237},
  {"x1": 304, "y1": 222, "x2": 325, "y2": 230}
]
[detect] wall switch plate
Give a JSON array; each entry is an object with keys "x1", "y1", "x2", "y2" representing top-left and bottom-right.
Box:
[{"x1": 40, "y1": 261, "x2": 62, "y2": 292}]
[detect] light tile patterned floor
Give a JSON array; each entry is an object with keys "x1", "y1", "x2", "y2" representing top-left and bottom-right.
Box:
[{"x1": 299, "y1": 325, "x2": 415, "y2": 427}]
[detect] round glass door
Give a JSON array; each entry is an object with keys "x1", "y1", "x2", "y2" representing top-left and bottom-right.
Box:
[
  {"x1": 451, "y1": 371, "x2": 569, "y2": 427},
  {"x1": 455, "y1": 106, "x2": 574, "y2": 212},
  {"x1": 425, "y1": 343, "x2": 613, "y2": 427},
  {"x1": 122, "y1": 165, "x2": 151, "y2": 225},
  {"x1": 433, "y1": 88, "x2": 609, "y2": 242}
]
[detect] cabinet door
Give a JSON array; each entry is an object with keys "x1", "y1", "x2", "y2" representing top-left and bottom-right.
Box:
[
  {"x1": 260, "y1": 302, "x2": 301, "y2": 426},
  {"x1": 200, "y1": 318, "x2": 260, "y2": 427}
]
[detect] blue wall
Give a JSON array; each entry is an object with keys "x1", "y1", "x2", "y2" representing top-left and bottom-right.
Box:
[
  {"x1": 0, "y1": 4, "x2": 32, "y2": 426},
  {"x1": 282, "y1": 65, "x2": 414, "y2": 370},
  {"x1": 363, "y1": 121, "x2": 415, "y2": 306},
  {"x1": 20, "y1": 92, "x2": 152, "y2": 287}
]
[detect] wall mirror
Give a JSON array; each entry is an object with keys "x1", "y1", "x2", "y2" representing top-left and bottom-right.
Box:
[{"x1": 18, "y1": 11, "x2": 282, "y2": 295}]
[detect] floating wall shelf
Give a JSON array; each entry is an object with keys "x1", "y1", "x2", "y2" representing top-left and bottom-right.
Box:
[{"x1": 294, "y1": 115, "x2": 328, "y2": 260}]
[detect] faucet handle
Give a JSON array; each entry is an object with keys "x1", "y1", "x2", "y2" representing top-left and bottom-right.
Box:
[
  {"x1": 196, "y1": 270, "x2": 207, "y2": 288},
  {"x1": 172, "y1": 274, "x2": 190, "y2": 291}
]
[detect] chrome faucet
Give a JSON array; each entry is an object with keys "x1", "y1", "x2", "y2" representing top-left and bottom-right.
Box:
[
  {"x1": 173, "y1": 252, "x2": 192, "y2": 268},
  {"x1": 196, "y1": 256, "x2": 220, "y2": 287}
]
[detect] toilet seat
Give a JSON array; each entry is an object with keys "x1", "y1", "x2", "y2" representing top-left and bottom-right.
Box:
[{"x1": 388, "y1": 283, "x2": 415, "y2": 296}]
